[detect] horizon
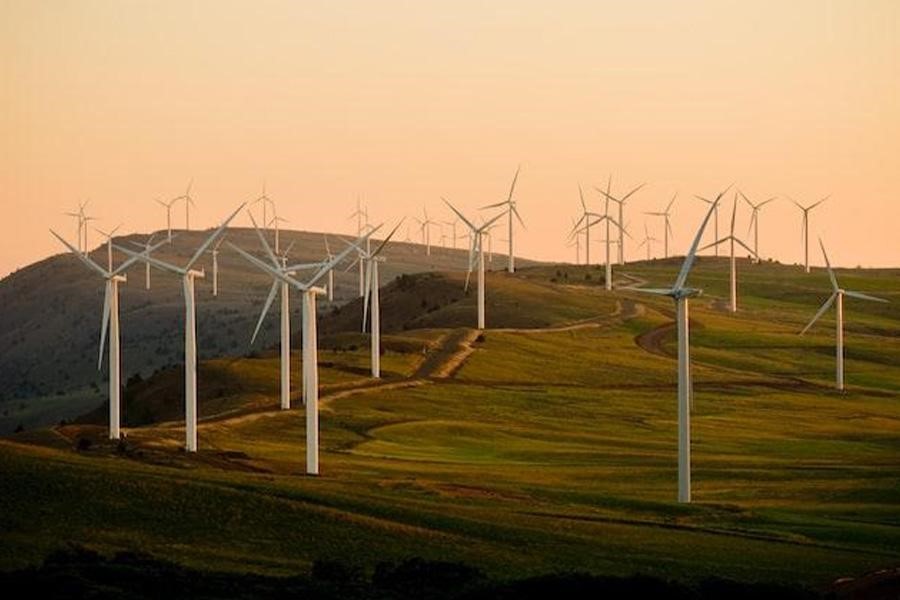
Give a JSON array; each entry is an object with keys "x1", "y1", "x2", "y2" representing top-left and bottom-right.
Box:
[{"x1": 2, "y1": 1, "x2": 898, "y2": 277}]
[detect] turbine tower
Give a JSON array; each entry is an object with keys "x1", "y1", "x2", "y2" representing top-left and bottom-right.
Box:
[
  {"x1": 627, "y1": 185, "x2": 730, "y2": 503},
  {"x1": 740, "y1": 191, "x2": 776, "y2": 263},
  {"x1": 699, "y1": 195, "x2": 759, "y2": 312},
  {"x1": 645, "y1": 193, "x2": 677, "y2": 258},
  {"x1": 800, "y1": 238, "x2": 888, "y2": 391},
  {"x1": 50, "y1": 230, "x2": 166, "y2": 440},
  {"x1": 791, "y1": 196, "x2": 828, "y2": 273},
  {"x1": 116, "y1": 205, "x2": 244, "y2": 452},
  {"x1": 230, "y1": 227, "x2": 376, "y2": 475},
  {"x1": 481, "y1": 166, "x2": 523, "y2": 273},
  {"x1": 443, "y1": 199, "x2": 504, "y2": 330},
  {"x1": 361, "y1": 221, "x2": 403, "y2": 378}
]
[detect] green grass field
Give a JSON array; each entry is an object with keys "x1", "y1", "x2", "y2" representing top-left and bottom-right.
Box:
[{"x1": 1, "y1": 258, "x2": 899, "y2": 592}]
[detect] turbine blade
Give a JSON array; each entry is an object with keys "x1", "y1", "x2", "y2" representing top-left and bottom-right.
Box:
[
  {"x1": 185, "y1": 202, "x2": 246, "y2": 270},
  {"x1": 442, "y1": 198, "x2": 476, "y2": 231},
  {"x1": 49, "y1": 229, "x2": 108, "y2": 278},
  {"x1": 800, "y1": 293, "x2": 836, "y2": 335},
  {"x1": 98, "y1": 281, "x2": 111, "y2": 370},
  {"x1": 362, "y1": 260, "x2": 373, "y2": 331},
  {"x1": 844, "y1": 290, "x2": 889, "y2": 303},
  {"x1": 250, "y1": 280, "x2": 280, "y2": 345},
  {"x1": 673, "y1": 190, "x2": 723, "y2": 290},
  {"x1": 818, "y1": 238, "x2": 839, "y2": 292}
]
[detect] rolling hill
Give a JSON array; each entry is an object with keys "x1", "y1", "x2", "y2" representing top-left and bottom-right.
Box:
[
  {"x1": 0, "y1": 227, "x2": 538, "y2": 433},
  {"x1": 1, "y1": 257, "x2": 899, "y2": 595}
]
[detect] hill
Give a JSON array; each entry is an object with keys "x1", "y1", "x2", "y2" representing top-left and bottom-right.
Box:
[
  {"x1": 1, "y1": 257, "x2": 899, "y2": 593},
  {"x1": 0, "y1": 227, "x2": 538, "y2": 433}
]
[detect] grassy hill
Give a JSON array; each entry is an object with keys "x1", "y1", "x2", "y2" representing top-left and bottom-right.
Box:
[
  {"x1": 1, "y1": 257, "x2": 899, "y2": 594},
  {"x1": 0, "y1": 227, "x2": 538, "y2": 433}
]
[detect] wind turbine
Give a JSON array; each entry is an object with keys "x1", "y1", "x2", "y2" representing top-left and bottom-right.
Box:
[
  {"x1": 699, "y1": 195, "x2": 759, "y2": 312},
  {"x1": 636, "y1": 223, "x2": 659, "y2": 261},
  {"x1": 64, "y1": 201, "x2": 90, "y2": 253},
  {"x1": 800, "y1": 239, "x2": 888, "y2": 391},
  {"x1": 252, "y1": 184, "x2": 276, "y2": 234},
  {"x1": 361, "y1": 221, "x2": 403, "y2": 378},
  {"x1": 571, "y1": 184, "x2": 604, "y2": 266},
  {"x1": 740, "y1": 191, "x2": 776, "y2": 263},
  {"x1": 627, "y1": 185, "x2": 730, "y2": 503},
  {"x1": 94, "y1": 224, "x2": 123, "y2": 271},
  {"x1": 157, "y1": 197, "x2": 179, "y2": 242},
  {"x1": 481, "y1": 166, "x2": 523, "y2": 273},
  {"x1": 599, "y1": 182, "x2": 645, "y2": 265},
  {"x1": 116, "y1": 205, "x2": 244, "y2": 451},
  {"x1": 645, "y1": 193, "x2": 677, "y2": 259},
  {"x1": 415, "y1": 206, "x2": 438, "y2": 256},
  {"x1": 50, "y1": 230, "x2": 167, "y2": 440},
  {"x1": 443, "y1": 199, "x2": 504, "y2": 330},
  {"x1": 172, "y1": 180, "x2": 195, "y2": 231},
  {"x1": 230, "y1": 226, "x2": 377, "y2": 475},
  {"x1": 792, "y1": 196, "x2": 828, "y2": 273}
]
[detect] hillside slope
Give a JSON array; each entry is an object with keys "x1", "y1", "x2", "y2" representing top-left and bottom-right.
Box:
[{"x1": 0, "y1": 227, "x2": 538, "y2": 433}]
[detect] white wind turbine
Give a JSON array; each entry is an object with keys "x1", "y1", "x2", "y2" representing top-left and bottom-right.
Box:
[
  {"x1": 116, "y1": 204, "x2": 244, "y2": 452},
  {"x1": 50, "y1": 230, "x2": 168, "y2": 440},
  {"x1": 157, "y1": 197, "x2": 179, "y2": 242},
  {"x1": 230, "y1": 227, "x2": 376, "y2": 475},
  {"x1": 800, "y1": 238, "x2": 888, "y2": 391},
  {"x1": 172, "y1": 180, "x2": 195, "y2": 231},
  {"x1": 571, "y1": 185, "x2": 605, "y2": 266},
  {"x1": 443, "y1": 199, "x2": 504, "y2": 330},
  {"x1": 481, "y1": 166, "x2": 524, "y2": 273},
  {"x1": 645, "y1": 193, "x2": 677, "y2": 259},
  {"x1": 636, "y1": 223, "x2": 659, "y2": 261},
  {"x1": 791, "y1": 196, "x2": 828, "y2": 273},
  {"x1": 64, "y1": 201, "x2": 91, "y2": 253},
  {"x1": 740, "y1": 191, "x2": 776, "y2": 264},
  {"x1": 361, "y1": 221, "x2": 403, "y2": 378},
  {"x1": 415, "y1": 206, "x2": 439, "y2": 257},
  {"x1": 699, "y1": 195, "x2": 758, "y2": 313},
  {"x1": 94, "y1": 224, "x2": 123, "y2": 271},
  {"x1": 600, "y1": 182, "x2": 645, "y2": 266},
  {"x1": 627, "y1": 185, "x2": 729, "y2": 503}
]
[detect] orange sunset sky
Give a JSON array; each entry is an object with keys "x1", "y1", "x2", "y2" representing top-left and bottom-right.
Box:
[{"x1": 1, "y1": 0, "x2": 898, "y2": 277}]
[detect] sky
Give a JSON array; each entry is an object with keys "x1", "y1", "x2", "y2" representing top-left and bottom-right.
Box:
[{"x1": 1, "y1": 0, "x2": 898, "y2": 277}]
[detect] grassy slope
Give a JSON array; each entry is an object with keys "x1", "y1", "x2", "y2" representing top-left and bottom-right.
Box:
[{"x1": 1, "y1": 258, "x2": 899, "y2": 589}]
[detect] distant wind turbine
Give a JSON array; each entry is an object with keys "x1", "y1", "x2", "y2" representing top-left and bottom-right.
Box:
[
  {"x1": 645, "y1": 193, "x2": 677, "y2": 258},
  {"x1": 50, "y1": 230, "x2": 167, "y2": 440},
  {"x1": 443, "y1": 199, "x2": 505, "y2": 330},
  {"x1": 699, "y1": 195, "x2": 759, "y2": 312},
  {"x1": 791, "y1": 196, "x2": 828, "y2": 273},
  {"x1": 739, "y1": 191, "x2": 776, "y2": 263},
  {"x1": 627, "y1": 184, "x2": 730, "y2": 503},
  {"x1": 481, "y1": 166, "x2": 523, "y2": 273},
  {"x1": 800, "y1": 238, "x2": 888, "y2": 391},
  {"x1": 116, "y1": 204, "x2": 245, "y2": 452}
]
